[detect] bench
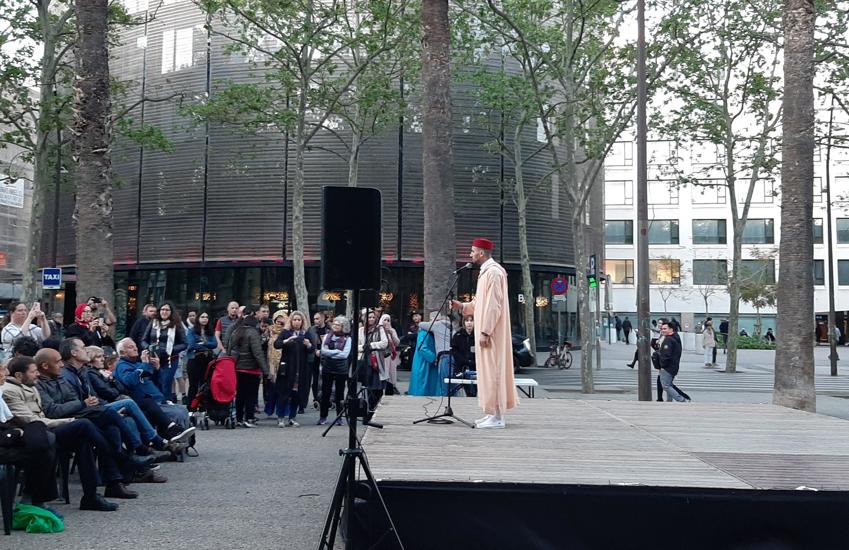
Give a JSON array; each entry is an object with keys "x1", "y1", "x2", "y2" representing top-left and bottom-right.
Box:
[{"x1": 443, "y1": 377, "x2": 539, "y2": 398}]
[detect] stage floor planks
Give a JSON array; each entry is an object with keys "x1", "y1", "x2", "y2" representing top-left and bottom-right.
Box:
[{"x1": 362, "y1": 397, "x2": 849, "y2": 490}]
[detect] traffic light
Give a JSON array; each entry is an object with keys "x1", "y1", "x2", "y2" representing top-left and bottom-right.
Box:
[{"x1": 587, "y1": 273, "x2": 598, "y2": 288}]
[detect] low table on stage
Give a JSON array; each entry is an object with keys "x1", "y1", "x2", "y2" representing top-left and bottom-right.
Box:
[
  {"x1": 356, "y1": 397, "x2": 849, "y2": 549},
  {"x1": 444, "y1": 376, "x2": 539, "y2": 398}
]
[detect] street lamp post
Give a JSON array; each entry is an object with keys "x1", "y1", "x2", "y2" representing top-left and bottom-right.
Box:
[
  {"x1": 635, "y1": 0, "x2": 651, "y2": 400},
  {"x1": 826, "y1": 95, "x2": 839, "y2": 376}
]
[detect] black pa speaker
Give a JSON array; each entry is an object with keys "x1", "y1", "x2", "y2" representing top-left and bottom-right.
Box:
[{"x1": 321, "y1": 186, "x2": 382, "y2": 291}]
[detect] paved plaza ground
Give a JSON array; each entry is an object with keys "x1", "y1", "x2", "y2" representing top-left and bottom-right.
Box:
[{"x1": 6, "y1": 342, "x2": 848, "y2": 548}]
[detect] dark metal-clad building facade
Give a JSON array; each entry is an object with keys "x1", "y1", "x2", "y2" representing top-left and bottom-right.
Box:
[{"x1": 42, "y1": 0, "x2": 582, "y2": 341}]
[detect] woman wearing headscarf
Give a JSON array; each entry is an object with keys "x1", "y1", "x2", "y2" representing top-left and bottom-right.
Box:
[
  {"x1": 407, "y1": 324, "x2": 438, "y2": 396},
  {"x1": 273, "y1": 310, "x2": 311, "y2": 427},
  {"x1": 380, "y1": 314, "x2": 401, "y2": 396},
  {"x1": 358, "y1": 309, "x2": 388, "y2": 415},
  {"x1": 263, "y1": 310, "x2": 288, "y2": 419},
  {"x1": 66, "y1": 303, "x2": 113, "y2": 348}
]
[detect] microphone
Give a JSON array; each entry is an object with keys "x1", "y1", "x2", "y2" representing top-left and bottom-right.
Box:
[{"x1": 453, "y1": 263, "x2": 473, "y2": 274}]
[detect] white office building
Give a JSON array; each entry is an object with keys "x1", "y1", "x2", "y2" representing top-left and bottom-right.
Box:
[{"x1": 603, "y1": 137, "x2": 849, "y2": 342}]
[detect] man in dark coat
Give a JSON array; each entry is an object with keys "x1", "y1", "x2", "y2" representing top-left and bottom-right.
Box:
[
  {"x1": 658, "y1": 322, "x2": 686, "y2": 402},
  {"x1": 614, "y1": 315, "x2": 622, "y2": 342},
  {"x1": 621, "y1": 317, "x2": 633, "y2": 345}
]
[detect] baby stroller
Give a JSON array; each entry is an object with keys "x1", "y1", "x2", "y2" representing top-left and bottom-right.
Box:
[{"x1": 191, "y1": 354, "x2": 237, "y2": 430}]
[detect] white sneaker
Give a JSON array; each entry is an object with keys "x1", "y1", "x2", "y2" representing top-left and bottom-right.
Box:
[
  {"x1": 241, "y1": 420, "x2": 256, "y2": 428},
  {"x1": 278, "y1": 419, "x2": 288, "y2": 428},
  {"x1": 475, "y1": 415, "x2": 493, "y2": 426},
  {"x1": 477, "y1": 416, "x2": 505, "y2": 429},
  {"x1": 287, "y1": 419, "x2": 300, "y2": 428}
]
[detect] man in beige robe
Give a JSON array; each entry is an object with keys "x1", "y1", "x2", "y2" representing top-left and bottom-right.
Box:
[{"x1": 452, "y1": 238, "x2": 518, "y2": 428}]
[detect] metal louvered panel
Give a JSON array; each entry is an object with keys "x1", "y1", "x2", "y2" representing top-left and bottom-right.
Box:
[{"x1": 137, "y1": 2, "x2": 207, "y2": 263}]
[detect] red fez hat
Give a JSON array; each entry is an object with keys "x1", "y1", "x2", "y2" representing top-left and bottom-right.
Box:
[{"x1": 472, "y1": 238, "x2": 494, "y2": 250}]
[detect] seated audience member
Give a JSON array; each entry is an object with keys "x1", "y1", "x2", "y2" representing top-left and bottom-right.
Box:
[
  {"x1": 114, "y1": 338, "x2": 192, "y2": 436},
  {"x1": 59, "y1": 338, "x2": 177, "y2": 460},
  {"x1": 451, "y1": 315, "x2": 477, "y2": 397},
  {"x1": 11, "y1": 335, "x2": 40, "y2": 359},
  {"x1": 0, "y1": 361, "x2": 59, "y2": 515},
  {"x1": 3, "y1": 356, "x2": 124, "y2": 509}
]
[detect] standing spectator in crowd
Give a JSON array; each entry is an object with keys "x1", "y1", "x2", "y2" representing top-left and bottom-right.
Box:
[
  {"x1": 451, "y1": 315, "x2": 477, "y2": 397},
  {"x1": 614, "y1": 315, "x2": 622, "y2": 342},
  {"x1": 264, "y1": 310, "x2": 288, "y2": 418},
  {"x1": 130, "y1": 303, "x2": 157, "y2": 349},
  {"x1": 216, "y1": 301, "x2": 241, "y2": 352},
  {"x1": 2, "y1": 302, "x2": 51, "y2": 349},
  {"x1": 303, "y1": 312, "x2": 329, "y2": 409},
  {"x1": 3, "y1": 356, "x2": 120, "y2": 511},
  {"x1": 274, "y1": 311, "x2": 312, "y2": 427},
  {"x1": 184, "y1": 310, "x2": 197, "y2": 332},
  {"x1": 702, "y1": 318, "x2": 717, "y2": 367},
  {"x1": 358, "y1": 309, "x2": 389, "y2": 415},
  {"x1": 658, "y1": 322, "x2": 687, "y2": 402},
  {"x1": 381, "y1": 314, "x2": 401, "y2": 396},
  {"x1": 227, "y1": 309, "x2": 268, "y2": 428},
  {"x1": 621, "y1": 316, "x2": 633, "y2": 345},
  {"x1": 400, "y1": 310, "x2": 422, "y2": 365},
  {"x1": 142, "y1": 301, "x2": 187, "y2": 402},
  {"x1": 87, "y1": 296, "x2": 117, "y2": 329},
  {"x1": 318, "y1": 316, "x2": 351, "y2": 426},
  {"x1": 48, "y1": 312, "x2": 64, "y2": 339},
  {"x1": 185, "y1": 311, "x2": 217, "y2": 412},
  {"x1": 719, "y1": 319, "x2": 729, "y2": 353},
  {"x1": 0, "y1": 360, "x2": 60, "y2": 516},
  {"x1": 406, "y1": 311, "x2": 422, "y2": 336},
  {"x1": 65, "y1": 304, "x2": 113, "y2": 347}
]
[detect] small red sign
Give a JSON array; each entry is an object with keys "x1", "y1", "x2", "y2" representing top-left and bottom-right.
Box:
[{"x1": 550, "y1": 276, "x2": 568, "y2": 295}]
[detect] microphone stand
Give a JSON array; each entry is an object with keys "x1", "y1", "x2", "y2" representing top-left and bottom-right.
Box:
[{"x1": 413, "y1": 264, "x2": 474, "y2": 428}]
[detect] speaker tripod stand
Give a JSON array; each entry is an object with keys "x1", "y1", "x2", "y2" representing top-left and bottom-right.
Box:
[
  {"x1": 318, "y1": 292, "x2": 404, "y2": 550},
  {"x1": 413, "y1": 266, "x2": 474, "y2": 428}
]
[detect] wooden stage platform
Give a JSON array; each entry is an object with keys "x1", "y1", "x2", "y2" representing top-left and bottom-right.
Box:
[{"x1": 364, "y1": 396, "x2": 849, "y2": 491}]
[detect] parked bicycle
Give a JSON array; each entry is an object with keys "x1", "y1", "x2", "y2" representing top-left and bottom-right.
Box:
[{"x1": 544, "y1": 341, "x2": 573, "y2": 369}]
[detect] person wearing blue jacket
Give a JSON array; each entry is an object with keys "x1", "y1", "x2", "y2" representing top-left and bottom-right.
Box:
[
  {"x1": 184, "y1": 312, "x2": 217, "y2": 411},
  {"x1": 407, "y1": 328, "x2": 440, "y2": 396}
]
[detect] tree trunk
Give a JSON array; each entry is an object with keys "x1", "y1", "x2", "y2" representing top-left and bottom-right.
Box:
[
  {"x1": 421, "y1": 0, "x2": 456, "y2": 315},
  {"x1": 513, "y1": 132, "x2": 536, "y2": 355},
  {"x1": 73, "y1": 0, "x2": 114, "y2": 304},
  {"x1": 726, "y1": 229, "x2": 743, "y2": 373},
  {"x1": 22, "y1": 3, "x2": 60, "y2": 303},
  {"x1": 292, "y1": 122, "x2": 309, "y2": 313},
  {"x1": 775, "y1": 0, "x2": 815, "y2": 412},
  {"x1": 571, "y1": 213, "x2": 594, "y2": 393}
]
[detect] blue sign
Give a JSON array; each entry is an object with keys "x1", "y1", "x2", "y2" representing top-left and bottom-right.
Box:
[{"x1": 42, "y1": 268, "x2": 62, "y2": 289}]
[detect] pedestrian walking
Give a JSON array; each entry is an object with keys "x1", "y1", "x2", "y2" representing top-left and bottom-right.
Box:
[
  {"x1": 622, "y1": 317, "x2": 633, "y2": 345},
  {"x1": 719, "y1": 319, "x2": 729, "y2": 353},
  {"x1": 614, "y1": 315, "x2": 622, "y2": 342},
  {"x1": 658, "y1": 322, "x2": 687, "y2": 402}
]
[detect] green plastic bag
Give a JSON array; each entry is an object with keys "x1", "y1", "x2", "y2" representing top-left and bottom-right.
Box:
[{"x1": 12, "y1": 503, "x2": 64, "y2": 534}]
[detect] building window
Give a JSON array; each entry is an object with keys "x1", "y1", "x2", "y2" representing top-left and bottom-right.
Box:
[
  {"x1": 605, "y1": 260, "x2": 634, "y2": 284},
  {"x1": 839, "y1": 261, "x2": 849, "y2": 285},
  {"x1": 647, "y1": 140, "x2": 678, "y2": 165},
  {"x1": 813, "y1": 260, "x2": 825, "y2": 286},
  {"x1": 692, "y1": 219, "x2": 727, "y2": 244},
  {"x1": 741, "y1": 260, "x2": 776, "y2": 285},
  {"x1": 605, "y1": 220, "x2": 634, "y2": 245},
  {"x1": 838, "y1": 219, "x2": 849, "y2": 244},
  {"x1": 692, "y1": 180, "x2": 727, "y2": 204},
  {"x1": 607, "y1": 142, "x2": 634, "y2": 166},
  {"x1": 814, "y1": 218, "x2": 823, "y2": 244},
  {"x1": 749, "y1": 179, "x2": 776, "y2": 203},
  {"x1": 693, "y1": 259, "x2": 727, "y2": 285},
  {"x1": 648, "y1": 179, "x2": 679, "y2": 205},
  {"x1": 161, "y1": 27, "x2": 194, "y2": 74},
  {"x1": 649, "y1": 259, "x2": 681, "y2": 285},
  {"x1": 605, "y1": 180, "x2": 633, "y2": 205},
  {"x1": 742, "y1": 219, "x2": 775, "y2": 244},
  {"x1": 648, "y1": 220, "x2": 679, "y2": 245},
  {"x1": 692, "y1": 142, "x2": 723, "y2": 165}
]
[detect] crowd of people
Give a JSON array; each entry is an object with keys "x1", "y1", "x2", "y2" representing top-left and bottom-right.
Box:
[
  {"x1": 0, "y1": 297, "x2": 198, "y2": 525},
  {"x1": 0, "y1": 286, "x2": 496, "y2": 529}
]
